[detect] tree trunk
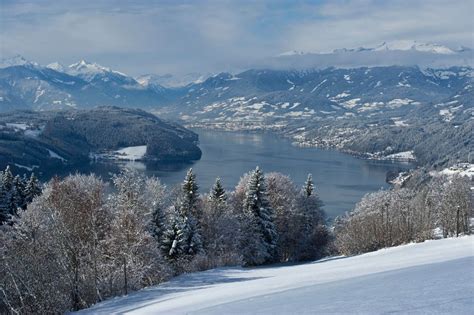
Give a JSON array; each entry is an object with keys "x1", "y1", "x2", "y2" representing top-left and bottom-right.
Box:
[{"x1": 123, "y1": 257, "x2": 128, "y2": 295}]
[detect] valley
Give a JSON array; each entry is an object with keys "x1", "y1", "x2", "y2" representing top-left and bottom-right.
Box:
[{"x1": 1, "y1": 52, "x2": 472, "y2": 169}]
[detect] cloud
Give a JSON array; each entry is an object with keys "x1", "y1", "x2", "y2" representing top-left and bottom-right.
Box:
[
  {"x1": 1, "y1": 0, "x2": 472, "y2": 76},
  {"x1": 281, "y1": 0, "x2": 474, "y2": 52}
]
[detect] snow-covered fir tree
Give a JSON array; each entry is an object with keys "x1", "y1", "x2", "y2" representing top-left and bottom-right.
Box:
[
  {"x1": 304, "y1": 174, "x2": 314, "y2": 197},
  {"x1": 161, "y1": 206, "x2": 203, "y2": 261},
  {"x1": 24, "y1": 173, "x2": 41, "y2": 204},
  {"x1": 292, "y1": 173, "x2": 328, "y2": 260},
  {"x1": 201, "y1": 178, "x2": 240, "y2": 266},
  {"x1": 161, "y1": 170, "x2": 203, "y2": 262},
  {"x1": 241, "y1": 167, "x2": 278, "y2": 265},
  {"x1": 151, "y1": 203, "x2": 166, "y2": 242},
  {"x1": 180, "y1": 168, "x2": 199, "y2": 218},
  {"x1": 209, "y1": 178, "x2": 226, "y2": 203},
  {"x1": 161, "y1": 208, "x2": 187, "y2": 258},
  {"x1": 0, "y1": 166, "x2": 41, "y2": 224}
]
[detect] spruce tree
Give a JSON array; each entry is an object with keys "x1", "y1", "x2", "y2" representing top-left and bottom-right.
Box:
[
  {"x1": 209, "y1": 178, "x2": 226, "y2": 203},
  {"x1": 304, "y1": 174, "x2": 314, "y2": 197},
  {"x1": 162, "y1": 170, "x2": 203, "y2": 261},
  {"x1": 0, "y1": 180, "x2": 8, "y2": 224},
  {"x1": 151, "y1": 204, "x2": 165, "y2": 242},
  {"x1": 292, "y1": 173, "x2": 328, "y2": 261},
  {"x1": 13, "y1": 175, "x2": 26, "y2": 210},
  {"x1": 181, "y1": 168, "x2": 199, "y2": 217},
  {"x1": 24, "y1": 173, "x2": 41, "y2": 205},
  {"x1": 161, "y1": 210, "x2": 186, "y2": 258},
  {"x1": 0, "y1": 166, "x2": 18, "y2": 224},
  {"x1": 242, "y1": 167, "x2": 278, "y2": 265}
]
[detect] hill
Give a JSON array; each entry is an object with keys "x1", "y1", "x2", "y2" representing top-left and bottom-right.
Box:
[
  {"x1": 0, "y1": 107, "x2": 202, "y2": 175},
  {"x1": 77, "y1": 236, "x2": 474, "y2": 314}
]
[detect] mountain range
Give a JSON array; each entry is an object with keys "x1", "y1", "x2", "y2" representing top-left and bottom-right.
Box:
[
  {"x1": 1, "y1": 40, "x2": 472, "y2": 115},
  {"x1": 0, "y1": 40, "x2": 472, "y2": 167}
]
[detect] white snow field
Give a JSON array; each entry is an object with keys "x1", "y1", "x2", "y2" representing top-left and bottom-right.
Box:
[{"x1": 78, "y1": 236, "x2": 474, "y2": 314}]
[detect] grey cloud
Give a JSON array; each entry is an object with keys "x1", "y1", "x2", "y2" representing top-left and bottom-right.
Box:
[{"x1": 1, "y1": 0, "x2": 472, "y2": 76}]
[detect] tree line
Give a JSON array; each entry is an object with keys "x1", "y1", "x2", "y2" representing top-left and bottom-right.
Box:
[
  {"x1": 334, "y1": 175, "x2": 473, "y2": 255},
  {"x1": 0, "y1": 166, "x2": 41, "y2": 225},
  {"x1": 0, "y1": 167, "x2": 329, "y2": 314}
]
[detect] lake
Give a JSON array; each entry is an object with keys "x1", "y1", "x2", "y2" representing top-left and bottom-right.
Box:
[{"x1": 42, "y1": 129, "x2": 412, "y2": 219}]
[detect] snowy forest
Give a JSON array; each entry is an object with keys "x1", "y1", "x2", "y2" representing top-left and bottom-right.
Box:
[{"x1": 0, "y1": 165, "x2": 472, "y2": 314}]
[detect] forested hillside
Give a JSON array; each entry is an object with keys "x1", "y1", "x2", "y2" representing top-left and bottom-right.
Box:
[{"x1": 0, "y1": 107, "x2": 202, "y2": 174}]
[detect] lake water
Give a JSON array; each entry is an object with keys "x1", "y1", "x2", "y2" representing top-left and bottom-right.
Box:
[{"x1": 44, "y1": 129, "x2": 411, "y2": 219}]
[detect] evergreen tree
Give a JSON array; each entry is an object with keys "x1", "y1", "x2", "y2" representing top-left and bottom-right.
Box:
[
  {"x1": 209, "y1": 177, "x2": 226, "y2": 203},
  {"x1": 162, "y1": 170, "x2": 203, "y2": 262},
  {"x1": 13, "y1": 175, "x2": 26, "y2": 210},
  {"x1": 304, "y1": 174, "x2": 314, "y2": 197},
  {"x1": 0, "y1": 180, "x2": 8, "y2": 224},
  {"x1": 241, "y1": 167, "x2": 278, "y2": 265},
  {"x1": 181, "y1": 168, "x2": 199, "y2": 217},
  {"x1": 2, "y1": 166, "x2": 14, "y2": 189},
  {"x1": 161, "y1": 206, "x2": 202, "y2": 260},
  {"x1": 151, "y1": 203, "x2": 166, "y2": 241},
  {"x1": 161, "y1": 211, "x2": 186, "y2": 258},
  {"x1": 0, "y1": 166, "x2": 24, "y2": 224},
  {"x1": 292, "y1": 174, "x2": 328, "y2": 261},
  {"x1": 24, "y1": 173, "x2": 42, "y2": 205}
]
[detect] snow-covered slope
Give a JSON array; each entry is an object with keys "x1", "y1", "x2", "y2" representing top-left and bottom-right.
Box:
[
  {"x1": 77, "y1": 236, "x2": 474, "y2": 314},
  {"x1": 0, "y1": 54, "x2": 38, "y2": 68},
  {"x1": 372, "y1": 40, "x2": 456, "y2": 54}
]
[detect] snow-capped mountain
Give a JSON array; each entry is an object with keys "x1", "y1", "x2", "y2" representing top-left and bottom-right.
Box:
[
  {"x1": 0, "y1": 54, "x2": 38, "y2": 69},
  {"x1": 160, "y1": 66, "x2": 473, "y2": 127},
  {"x1": 136, "y1": 72, "x2": 211, "y2": 88},
  {"x1": 371, "y1": 40, "x2": 456, "y2": 54},
  {"x1": 46, "y1": 62, "x2": 65, "y2": 72},
  {"x1": 67, "y1": 60, "x2": 130, "y2": 82},
  {"x1": 0, "y1": 56, "x2": 170, "y2": 111},
  {"x1": 269, "y1": 40, "x2": 473, "y2": 70},
  {"x1": 280, "y1": 40, "x2": 463, "y2": 56}
]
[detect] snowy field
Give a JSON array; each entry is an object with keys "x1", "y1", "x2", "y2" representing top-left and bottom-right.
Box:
[{"x1": 78, "y1": 236, "x2": 474, "y2": 314}]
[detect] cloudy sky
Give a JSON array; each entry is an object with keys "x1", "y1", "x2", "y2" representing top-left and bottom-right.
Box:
[{"x1": 1, "y1": 0, "x2": 473, "y2": 76}]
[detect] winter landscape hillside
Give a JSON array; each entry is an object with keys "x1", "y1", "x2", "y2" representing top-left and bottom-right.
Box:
[
  {"x1": 1, "y1": 1, "x2": 474, "y2": 314},
  {"x1": 78, "y1": 236, "x2": 474, "y2": 314}
]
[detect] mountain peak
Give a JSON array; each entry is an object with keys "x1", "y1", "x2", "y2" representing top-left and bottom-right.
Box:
[
  {"x1": 67, "y1": 60, "x2": 128, "y2": 79},
  {"x1": 372, "y1": 40, "x2": 455, "y2": 54},
  {"x1": 0, "y1": 54, "x2": 38, "y2": 68},
  {"x1": 46, "y1": 62, "x2": 65, "y2": 72},
  {"x1": 69, "y1": 60, "x2": 109, "y2": 73}
]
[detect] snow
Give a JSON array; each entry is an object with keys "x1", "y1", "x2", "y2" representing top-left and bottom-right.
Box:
[
  {"x1": 46, "y1": 62, "x2": 65, "y2": 72},
  {"x1": 277, "y1": 50, "x2": 305, "y2": 56},
  {"x1": 47, "y1": 149, "x2": 66, "y2": 161},
  {"x1": 373, "y1": 40, "x2": 456, "y2": 54},
  {"x1": 114, "y1": 145, "x2": 147, "y2": 161},
  {"x1": 67, "y1": 60, "x2": 128, "y2": 79},
  {"x1": 341, "y1": 98, "x2": 360, "y2": 109},
  {"x1": 384, "y1": 151, "x2": 416, "y2": 161},
  {"x1": 0, "y1": 54, "x2": 38, "y2": 68},
  {"x1": 391, "y1": 117, "x2": 409, "y2": 127},
  {"x1": 333, "y1": 92, "x2": 350, "y2": 99},
  {"x1": 310, "y1": 79, "x2": 327, "y2": 93},
  {"x1": 77, "y1": 236, "x2": 474, "y2": 314},
  {"x1": 6, "y1": 123, "x2": 28, "y2": 130},
  {"x1": 13, "y1": 163, "x2": 38, "y2": 171},
  {"x1": 435, "y1": 163, "x2": 474, "y2": 178},
  {"x1": 388, "y1": 98, "x2": 414, "y2": 108}
]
